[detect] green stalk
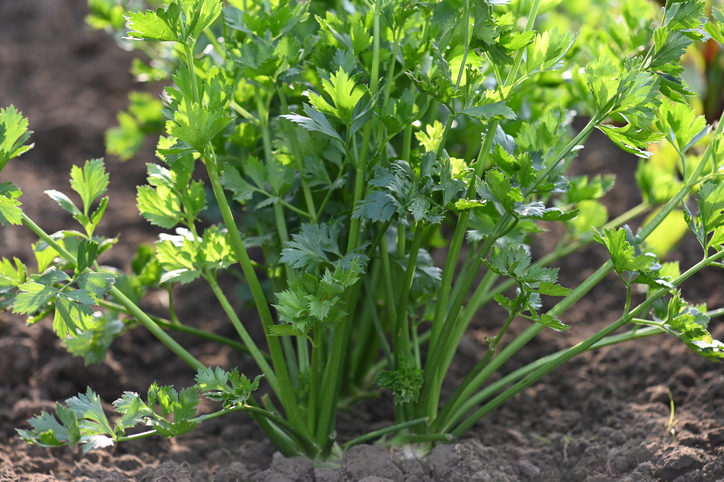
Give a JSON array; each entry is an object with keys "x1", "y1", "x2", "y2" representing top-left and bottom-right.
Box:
[
  {"x1": 431, "y1": 295, "x2": 520, "y2": 433},
  {"x1": 342, "y1": 417, "x2": 429, "y2": 450},
  {"x1": 350, "y1": 264, "x2": 383, "y2": 384},
  {"x1": 205, "y1": 272, "x2": 280, "y2": 397},
  {"x1": 394, "y1": 222, "x2": 425, "y2": 367},
  {"x1": 436, "y1": 118, "x2": 724, "y2": 431},
  {"x1": 449, "y1": 325, "x2": 670, "y2": 429},
  {"x1": 307, "y1": 324, "x2": 321, "y2": 435},
  {"x1": 438, "y1": 260, "x2": 613, "y2": 432},
  {"x1": 117, "y1": 400, "x2": 315, "y2": 458},
  {"x1": 374, "y1": 27, "x2": 402, "y2": 154},
  {"x1": 347, "y1": 0, "x2": 382, "y2": 252},
  {"x1": 166, "y1": 287, "x2": 180, "y2": 325},
  {"x1": 98, "y1": 299, "x2": 268, "y2": 359},
  {"x1": 451, "y1": 251, "x2": 724, "y2": 436},
  {"x1": 391, "y1": 434, "x2": 453, "y2": 444},
  {"x1": 504, "y1": 0, "x2": 541, "y2": 87},
  {"x1": 412, "y1": 320, "x2": 422, "y2": 368},
  {"x1": 402, "y1": 124, "x2": 413, "y2": 163},
  {"x1": 179, "y1": 40, "x2": 311, "y2": 430},
  {"x1": 21, "y1": 214, "x2": 205, "y2": 371},
  {"x1": 184, "y1": 44, "x2": 201, "y2": 104},
  {"x1": 443, "y1": 267, "x2": 498, "y2": 366},
  {"x1": 255, "y1": 92, "x2": 292, "y2": 258},
  {"x1": 454, "y1": 0, "x2": 471, "y2": 88},
  {"x1": 116, "y1": 402, "x2": 304, "y2": 458},
  {"x1": 395, "y1": 222, "x2": 406, "y2": 298},
  {"x1": 418, "y1": 212, "x2": 514, "y2": 422},
  {"x1": 204, "y1": 151, "x2": 307, "y2": 436},
  {"x1": 436, "y1": 114, "x2": 599, "y2": 355},
  {"x1": 365, "y1": 275, "x2": 394, "y2": 369},
  {"x1": 314, "y1": 281, "x2": 363, "y2": 446},
  {"x1": 435, "y1": 0, "x2": 471, "y2": 153},
  {"x1": 706, "y1": 307, "x2": 724, "y2": 318},
  {"x1": 524, "y1": 113, "x2": 602, "y2": 196},
  {"x1": 314, "y1": 0, "x2": 384, "y2": 447},
  {"x1": 461, "y1": 201, "x2": 651, "y2": 324},
  {"x1": 428, "y1": 119, "x2": 505, "y2": 327},
  {"x1": 254, "y1": 91, "x2": 301, "y2": 386},
  {"x1": 428, "y1": 120, "x2": 499, "y2": 352},
  {"x1": 424, "y1": 0, "x2": 547, "y2": 409},
  {"x1": 397, "y1": 223, "x2": 406, "y2": 262},
  {"x1": 203, "y1": 28, "x2": 226, "y2": 61},
  {"x1": 116, "y1": 286, "x2": 206, "y2": 369},
  {"x1": 278, "y1": 87, "x2": 318, "y2": 221},
  {"x1": 379, "y1": 229, "x2": 398, "y2": 333},
  {"x1": 200, "y1": 401, "x2": 317, "y2": 458}
]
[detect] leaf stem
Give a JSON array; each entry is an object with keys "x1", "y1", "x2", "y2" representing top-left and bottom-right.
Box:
[
  {"x1": 418, "y1": 121, "x2": 499, "y2": 421},
  {"x1": 20, "y1": 214, "x2": 205, "y2": 371},
  {"x1": 203, "y1": 148, "x2": 307, "y2": 436},
  {"x1": 437, "y1": 111, "x2": 724, "y2": 430},
  {"x1": 429, "y1": 291, "x2": 521, "y2": 433},
  {"x1": 307, "y1": 324, "x2": 321, "y2": 435},
  {"x1": 504, "y1": 0, "x2": 541, "y2": 86},
  {"x1": 98, "y1": 299, "x2": 268, "y2": 359},
  {"x1": 394, "y1": 221, "x2": 425, "y2": 369},
  {"x1": 278, "y1": 87, "x2": 318, "y2": 221},
  {"x1": 451, "y1": 250, "x2": 724, "y2": 436},
  {"x1": 449, "y1": 325, "x2": 670, "y2": 429},
  {"x1": 313, "y1": 0, "x2": 384, "y2": 448},
  {"x1": 205, "y1": 271, "x2": 280, "y2": 397},
  {"x1": 342, "y1": 417, "x2": 428, "y2": 450}
]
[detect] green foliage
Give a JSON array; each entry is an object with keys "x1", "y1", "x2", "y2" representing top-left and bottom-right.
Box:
[
  {"x1": 44, "y1": 159, "x2": 110, "y2": 237},
  {"x1": 17, "y1": 388, "x2": 115, "y2": 454},
  {"x1": 0, "y1": 107, "x2": 33, "y2": 226},
  {"x1": 0, "y1": 105, "x2": 33, "y2": 171},
  {"x1": 273, "y1": 261, "x2": 361, "y2": 336},
  {"x1": 196, "y1": 367, "x2": 262, "y2": 408},
  {"x1": 594, "y1": 226, "x2": 671, "y2": 288},
  {"x1": 486, "y1": 245, "x2": 571, "y2": 331},
  {"x1": 63, "y1": 311, "x2": 125, "y2": 365},
  {"x1": 127, "y1": 0, "x2": 222, "y2": 43},
  {"x1": 685, "y1": 181, "x2": 724, "y2": 250},
  {"x1": 376, "y1": 356, "x2": 423, "y2": 405},
  {"x1": 12, "y1": 259, "x2": 116, "y2": 339},
  {"x1": 7, "y1": 0, "x2": 724, "y2": 462},
  {"x1": 106, "y1": 92, "x2": 165, "y2": 161},
  {"x1": 653, "y1": 292, "x2": 724, "y2": 361},
  {"x1": 280, "y1": 223, "x2": 367, "y2": 272},
  {"x1": 0, "y1": 182, "x2": 23, "y2": 226}
]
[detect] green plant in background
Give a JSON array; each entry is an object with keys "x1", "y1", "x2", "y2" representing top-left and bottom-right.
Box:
[{"x1": 3, "y1": 0, "x2": 724, "y2": 460}]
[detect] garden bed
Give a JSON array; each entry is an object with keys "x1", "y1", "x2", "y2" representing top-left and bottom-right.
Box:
[{"x1": 2, "y1": 1, "x2": 724, "y2": 481}]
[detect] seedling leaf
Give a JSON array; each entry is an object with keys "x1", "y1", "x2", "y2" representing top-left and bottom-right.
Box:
[
  {"x1": 0, "y1": 105, "x2": 33, "y2": 170},
  {"x1": 70, "y1": 160, "x2": 109, "y2": 215},
  {"x1": 195, "y1": 367, "x2": 262, "y2": 407},
  {"x1": 126, "y1": 8, "x2": 178, "y2": 41},
  {"x1": 0, "y1": 182, "x2": 23, "y2": 226},
  {"x1": 137, "y1": 184, "x2": 182, "y2": 229}
]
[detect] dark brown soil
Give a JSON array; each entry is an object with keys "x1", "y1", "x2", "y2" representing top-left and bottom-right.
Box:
[{"x1": 2, "y1": 1, "x2": 724, "y2": 481}]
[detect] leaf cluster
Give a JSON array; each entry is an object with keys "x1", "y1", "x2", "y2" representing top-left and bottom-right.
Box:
[
  {"x1": 17, "y1": 367, "x2": 260, "y2": 453},
  {"x1": 273, "y1": 260, "x2": 361, "y2": 337},
  {"x1": 487, "y1": 246, "x2": 571, "y2": 331}
]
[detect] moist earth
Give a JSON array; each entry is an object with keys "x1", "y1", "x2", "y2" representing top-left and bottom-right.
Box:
[{"x1": 2, "y1": 1, "x2": 724, "y2": 481}]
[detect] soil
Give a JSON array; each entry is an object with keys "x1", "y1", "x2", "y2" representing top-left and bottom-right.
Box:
[{"x1": 2, "y1": 1, "x2": 724, "y2": 481}]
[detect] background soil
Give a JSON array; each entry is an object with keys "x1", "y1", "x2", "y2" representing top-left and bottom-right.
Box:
[{"x1": 2, "y1": 1, "x2": 724, "y2": 481}]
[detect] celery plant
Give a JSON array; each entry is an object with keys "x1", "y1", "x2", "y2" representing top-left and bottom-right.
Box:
[{"x1": 3, "y1": 0, "x2": 724, "y2": 459}]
